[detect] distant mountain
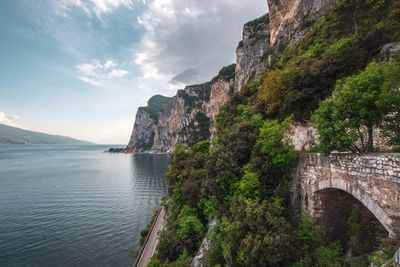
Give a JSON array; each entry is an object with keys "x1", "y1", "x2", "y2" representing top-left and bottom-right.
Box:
[{"x1": 0, "y1": 124, "x2": 91, "y2": 145}]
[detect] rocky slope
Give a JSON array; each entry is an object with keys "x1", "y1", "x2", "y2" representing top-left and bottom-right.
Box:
[
  {"x1": 267, "y1": 0, "x2": 337, "y2": 46},
  {"x1": 127, "y1": 0, "x2": 340, "y2": 152}
]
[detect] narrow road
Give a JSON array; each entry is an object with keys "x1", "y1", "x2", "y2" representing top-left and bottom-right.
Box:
[{"x1": 135, "y1": 207, "x2": 166, "y2": 267}]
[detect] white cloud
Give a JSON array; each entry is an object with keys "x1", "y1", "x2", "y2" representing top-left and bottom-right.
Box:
[
  {"x1": 78, "y1": 76, "x2": 103, "y2": 86},
  {"x1": 104, "y1": 60, "x2": 116, "y2": 69},
  {"x1": 134, "y1": 0, "x2": 267, "y2": 85},
  {"x1": 76, "y1": 59, "x2": 129, "y2": 86},
  {"x1": 55, "y1": 0, "x2": 135, "y2": 18},
  {"x1": 109, "y1": 68, "x2": 129, "y2": 78},
  {"x1": 76, "y1": 62, "x2": 102, "y2": 76},
  {"x1": 0, "y1": 112, "x2": 20, "y2": 127}
]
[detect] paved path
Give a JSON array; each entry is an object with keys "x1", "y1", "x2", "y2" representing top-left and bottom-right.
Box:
[{"x1": 135, "y1": 207, "x2": 166, "y2": 267}]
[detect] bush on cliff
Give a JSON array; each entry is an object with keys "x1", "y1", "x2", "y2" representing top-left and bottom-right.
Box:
[
  {"x1": 313, "y1": 61, "x2": 400, "y2": 154},
  {"x1": 257, "y1": 0, "x2": 400, "y2": 120}
]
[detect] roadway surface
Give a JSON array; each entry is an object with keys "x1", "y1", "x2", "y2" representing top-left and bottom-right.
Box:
[{"x1": 135, "y1": 207, "x2": 165, "y2": 267}]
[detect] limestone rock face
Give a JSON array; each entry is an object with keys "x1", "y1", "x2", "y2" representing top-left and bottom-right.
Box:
[
  {"x1": 126, "y1": 66, "x2": 235, "y2": 152},
  {"x1": 267, "y1": 0, "x2": 337, "y2": 46},
  {"x1": 289, "y1": 122, "x2": 319, "y2": 151},
  {"x1": 380, "y1": 42, "x2": 400, "y2": 61},
  {"x1": 235, "y1": 14, "x2": 271, "y2": 92},
  {"x1": 204, "y1": 80, "x2": 233, "y2": 122},
  {"x1": 127, "y1": 108, "x2": 156, "y2": 152}
]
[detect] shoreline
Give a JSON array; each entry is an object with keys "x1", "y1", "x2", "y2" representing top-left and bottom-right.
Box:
[{"x1": 105, "y1": 147, "x2": 170, "y2": 155}]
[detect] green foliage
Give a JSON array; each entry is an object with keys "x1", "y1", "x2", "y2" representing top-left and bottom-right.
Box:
[
  {"x1": 176, "y1": 205, "x2": 205, "y2": 241},
  {"x1": 237, "y1": 164, "x2": 260, "y2": 202},
  {"x1": 215, "y1": 80, "x2": 260, "y2": 136},
  {"x1": 148, "y1": 256, "x2": 161, "y2": 267},
  {"x1": 293, "y1": 255, "x2": 313, "y2": 267},
  {"x1": 156, "y1": 224, "x2": 184, "y2": 262},
  {"x1": 223, "y1": 198, "x2": 298, "y2": 266},
  {"x1": 172, "y1": 144, "x2": 187, "y2": 160},
  {"x1": 314, "y1": 61, "x2": 400, "y2": 154},
  {"x1": 347, "y1": 204, "x2": 385, "y2": 255},
  {"x1": 381, "y1": 60, "x2": 400, "y2": 149},
  {"x1": 324, "y1": 37, "x2": 355, "y2": 58},
  {"x1": 258, "y1": 0, "x2": 400, "y2": 119},
  {"x1": 315, "y1": 243, "x2": 344, "y2": 267},
  {"x1": 200, "y1": 196, "x2": 218, "y2": 219},
  {"x1": 193, "y1": 140, "x2": 210, "y2": 154},
  {"x1": 257, "y1": 117, "x2": 297, "y2": 171},
  {"x1": 297, "y1": 214, "x2": 324, "y2": 252}
]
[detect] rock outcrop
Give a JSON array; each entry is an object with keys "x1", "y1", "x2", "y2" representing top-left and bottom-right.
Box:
[
  {"x1": 267, "y1": 0, "x2": 337, "y2": 46},
  {"x1": 235, "y1": 14, "x2": 271, "y2": 92},
  {"x1": 380, "y1": 42, "x2": 400, "y2": 62},
  {"x1": 127, "y1": 95, "x2": 170, "y2": 151},
  {"x1": 127, "y1": 66, "x2": 235, "y2": 152}
]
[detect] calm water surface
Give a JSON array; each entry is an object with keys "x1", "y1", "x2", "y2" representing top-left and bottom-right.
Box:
[{"x1": 0, "y1": 145, "x2": 169, "y2": 267}]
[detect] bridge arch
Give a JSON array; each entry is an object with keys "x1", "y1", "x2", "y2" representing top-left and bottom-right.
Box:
[
  {"x1": 292, "y1": 153, "x2": 400, "y2": 241},
  {"x1": 311, "y1": 178, "x2": 393, "y2": 237}
]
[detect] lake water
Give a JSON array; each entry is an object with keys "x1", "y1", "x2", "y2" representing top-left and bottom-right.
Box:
[{"x1": 0, "y1": 145, "x2": 169, "y2": 267}]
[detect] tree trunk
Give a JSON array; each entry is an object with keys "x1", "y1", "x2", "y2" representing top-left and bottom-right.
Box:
[{"x1": 367, "y1": 126, "x2": 374, "y2": 152}]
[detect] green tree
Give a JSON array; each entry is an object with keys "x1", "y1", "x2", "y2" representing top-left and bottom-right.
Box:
[
  {"x1": 315, "y1": 243, "x2": 344, "y2": 267},
  {"x1": 237, "y1": 164, "x2": 260, "y2": 202},
  {"x1": 257, "y1": 117, "x2": 297, "y2": 172},
  {"x1": 194, "y1": 140, "x2": 211, "y2": 154},
  {"x1": 380, "y1": 60, "x2": 400, "y2": 149},
  {"x1": 314, "y1": 62, "x2": 400, "y2": 154},
  {"x1": 225, "y1": 198, "x2": 298, "y2": 266}
]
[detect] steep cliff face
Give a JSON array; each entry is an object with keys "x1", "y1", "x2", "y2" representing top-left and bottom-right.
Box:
[
  {"x1": 127, "y1": 66, "x2": 235, "y2": 152},
  {"x1": 267, "y1": 0, "x2": 337, "y2": 46},
  {"x1": 235, "y1": 14, "x2": 271, "y2": 92},
  {"x1": 127, "y1": 95, "x2": 170, "y2": 151}
]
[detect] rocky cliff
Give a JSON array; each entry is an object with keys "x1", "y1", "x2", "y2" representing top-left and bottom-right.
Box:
[
  {"x1": 127, "y1": 12, "x2": 272, "y2": 152},
  {"x1": 267, "y1": 0, "x2": 337, "y2": 46},
  {"x1": 235, "y1": 14, "x2": 271, "y2": 92},
  {"x1": 127, "y1": 66, "x2": 235, "y2": 152},
  {"x1": 127, "y1": 0, "x2": 339, "y2": 152}
]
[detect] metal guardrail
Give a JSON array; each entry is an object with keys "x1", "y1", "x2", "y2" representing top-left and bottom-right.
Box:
[{"x1": 133, "y1": 206, "x2": 163, "y2": 267}]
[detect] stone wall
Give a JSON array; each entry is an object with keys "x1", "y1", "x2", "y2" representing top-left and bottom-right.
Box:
[{"x1": 292, "y1": 153, "x2": 400, "y2": 237}]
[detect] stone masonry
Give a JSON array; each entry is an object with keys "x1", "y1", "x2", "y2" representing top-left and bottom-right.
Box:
[{"x1": 292, "y1": 153, "x2": 400, "y2": 237}]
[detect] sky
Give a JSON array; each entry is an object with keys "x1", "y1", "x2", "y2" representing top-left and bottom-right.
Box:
[{"x1": 0, "y1": 0, "x2": 267, "y2": 144}]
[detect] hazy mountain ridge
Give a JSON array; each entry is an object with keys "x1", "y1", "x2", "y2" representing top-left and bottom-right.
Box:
[{"x1": 0, "y1": 124, "x2": 91, "y2": 145}]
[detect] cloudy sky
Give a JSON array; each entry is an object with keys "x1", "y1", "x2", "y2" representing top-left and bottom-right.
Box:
[{"x1": 0, "y1": 0, "x2": 267, "y2": 144}]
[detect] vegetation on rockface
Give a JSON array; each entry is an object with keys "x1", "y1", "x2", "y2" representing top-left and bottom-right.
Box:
[
  {"x1": 258, "y1": 0, "x2": 400, "y2": 120},
  {"x1": 142, "y1": 95, "x2": 171, "y2": 122},
  {"x1": 180, "y1": 112, "x2": 211, "y2": 147},
  {"x1": 211, "y1": 64, "x2": 236, "y2": 84},
  {"x1": 144, "y1": 0, "x2": 400, "y2": 266},
  {"x1": 369, "y1": 218, "x2": 400, "y2": 266},
  {"x1": 314, "y1": 60, "x2": 400, "y2": 154}
]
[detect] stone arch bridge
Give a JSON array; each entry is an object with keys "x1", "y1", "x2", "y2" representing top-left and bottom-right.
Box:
[{"x1": 292, "y1": 153, "x2": 400, "y2": 237}]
